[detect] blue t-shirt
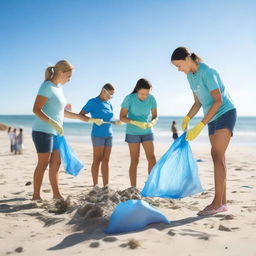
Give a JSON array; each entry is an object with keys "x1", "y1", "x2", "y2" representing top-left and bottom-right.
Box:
[
  {"x1": 121, "y1": 93, "x2": 157, "y2": 135},
  {"x1": 32, "y1": 81, "x2": 66, "y2": 135},
  {"x1": 82, "y1": 97, "x2": 114, "y2": 137},
  {"x1": 187, "y1": 62, "x2": 235, "y2": 122}
]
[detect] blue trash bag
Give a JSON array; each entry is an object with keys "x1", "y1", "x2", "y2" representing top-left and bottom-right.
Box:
[
  {"x1": 54, "y1": 135, "x2": 84, "y2": 176},
  {"x1": 105, "y1": 199, "x2": 170, "y2": 234},
  {"x1": 141, "y1": 132, "x2": 203, "y2": 198}
]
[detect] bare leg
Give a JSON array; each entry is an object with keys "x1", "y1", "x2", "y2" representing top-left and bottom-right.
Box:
[
  {"x1": 32, "y1": 153, "x2": 51, "y2": 200},
  {"x1": 101, "y1": 146, "x2": 112, "y2": 186},
  {"x1": 209, "y1": 128, "x2": 231, "y2": 208},
  {"x1": 49, "y1": 149, "x2": 62, "y2": 199},
  {"x1": 128, "y1": 143, "x2": 140, "y2": 187},
  {"x1": 142, "y1": 141, "x2": 156, "y2": 174},
  {"x1": 91, "y1": 146, "x2": 104, "y2": 186}
]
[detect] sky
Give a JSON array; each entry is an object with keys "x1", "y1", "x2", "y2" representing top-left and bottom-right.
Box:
[{"x1": 0, "y1": 0, "x2": 255, "y2": 117}]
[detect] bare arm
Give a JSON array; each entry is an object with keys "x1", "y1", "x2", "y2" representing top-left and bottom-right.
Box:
[
  {"x1": 64, "y1": 110, "x2": 82, "y2": 120},
  {"x1": 78, "y1": 109, "x2": 91, "y2": 122},
  {"x1": 186, "y1": 93, "x2": 202, "y2": 119},
  {"x1": 33, "y1": 96, "x2": 51, "y2": 122},
  {"x1": 201, "y1": 89, "x2": 222, "y2": 125},
  {"x1": 119, "y1": 108, "x2": 131, "y2": 123},
  {"x1": 151, "y1": 108, "x2": 158, "y2": 121}
]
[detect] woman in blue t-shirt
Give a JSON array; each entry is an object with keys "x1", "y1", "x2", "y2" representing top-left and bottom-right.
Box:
[
  {"x1": 79, "y1": 83, "x2": 121, "y2": 188},
  {"x1": 171, "y1": 47, "x2": 237, "y2": 216},
  {"x1": 120, "y1": 78, "x2": 158, "y2": 188},
  {"x1": 32, "y1": 60, "x2": 88, "y2": 200}
]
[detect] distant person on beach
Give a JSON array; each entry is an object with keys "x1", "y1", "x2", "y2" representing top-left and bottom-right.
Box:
[
  {"x1": 79, "y1": 83, "x2": 122, "y2": 188},
  {"x1": 12, "y1": 128, "x2": 17, "y2": 154},
  {"x1": 32, "y1": 60, "x2": 88, "y2": 200},
  {"x1": 120, "y1": 78, "x2": 157, "y2": 187},
  {"x1": 171, "y1": 121, "x2": 178, "y2": 140},
  {"x1": 7, "y1": 127, "x2": 15, "y2": 153},
  {"x1": 15, "y1": 128, "x2": 24, "y2": 154},
  {"x1": 171, "y1": 47, "x2": 236, "y2": 216}
]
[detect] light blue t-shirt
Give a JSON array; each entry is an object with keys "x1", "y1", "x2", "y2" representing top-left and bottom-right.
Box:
[
  {"x1": 187, "y1": 62, "x2": 235, "y2": 122},
  {"x1": 82, "y1": 97, "x2": 114, "y2": 137},
  {"x1": 121, "y1": 93, "x2": 157, "y2": 135},
  {"x1": 32, "y1": 81, "x2": 66, "y2": 135}
]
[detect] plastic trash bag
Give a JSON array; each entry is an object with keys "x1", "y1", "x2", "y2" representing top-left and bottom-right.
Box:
[
  {"x1": 105, "y1": 199, "x2": 170, "y2": 234},
  {"x1": 141, "y1": 132, "x2": 203, "y2": 198},
  {"x1": 54, "y1": 135, "x2": 84, "y2": 176}
]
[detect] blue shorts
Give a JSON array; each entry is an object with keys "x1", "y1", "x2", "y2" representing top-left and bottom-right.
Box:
[
  {"x1": 91, "y1": 136, "x2": 112, "y2": 147},
  {"x1": 125, "y1": 133, "x2": 154, "y2": 143},
  {"x1": 208, "y1": 109, "x2": 237, "y2": 136},
  {"x1": 32, "y1": 131, "x2": 58, "y2": 153}
]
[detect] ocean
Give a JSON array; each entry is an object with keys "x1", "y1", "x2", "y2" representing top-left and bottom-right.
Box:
[{"x1": 0, "y1": 115, "x2": 255, "y2": 145}]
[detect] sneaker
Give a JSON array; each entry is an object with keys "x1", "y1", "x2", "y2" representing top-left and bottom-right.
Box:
[{"x1": 197, "y1": 204, "x2": 228, "y2": 216}]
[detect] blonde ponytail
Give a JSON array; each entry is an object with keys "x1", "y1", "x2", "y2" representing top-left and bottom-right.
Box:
[
  {"x1": 45, "y1": 66, "x2": 55, "y2": 81},
  {"x1": 44, "y1": 60, "x2": 73, "y2": 81}
]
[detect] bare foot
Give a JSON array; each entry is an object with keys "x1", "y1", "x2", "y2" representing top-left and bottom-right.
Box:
[
  {"x1": 53, "y1": 195, "x2": 64, "y2": 200},
  {"x1": 31, "y1": 196, "x2": 42, "y2": 201}
]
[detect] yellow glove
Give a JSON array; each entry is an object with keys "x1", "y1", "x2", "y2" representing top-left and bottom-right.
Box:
[
  {"x1": 182, "y1": 115, "x2": 191, "y2": 131},
  {"x1": 89, "y1": 118, "x2": 103, "y2": 126},
  {"x1": 186, "y1": 122, "x2": 205, "y2": 141},
  {"x1": 114, "y1": 120, "x2": 123, "y2": 125},
  {"x1": 147, "y1": 119, "x2": 157, "y2": 128},
  {"x1": 48, "y1": 118, "x2": 64, "y2": 136},
  {"x1": 130, "y1": 120, "x2": 148, "y2": 129}
]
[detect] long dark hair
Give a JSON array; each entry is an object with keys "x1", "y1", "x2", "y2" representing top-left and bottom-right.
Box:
[
  {"x1": 171, "y1": 47, "x2": 202, "y2": 63},
  {"x1": 131, "y1": 78, "x2": 152, "y2": 94}
]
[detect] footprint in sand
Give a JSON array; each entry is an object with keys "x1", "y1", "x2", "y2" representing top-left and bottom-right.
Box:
[
  {"x1": 89, "y1": 242, "x2": 100, "y2": 248},
  {"x1": 103, "y1": 236, "x2": 118, "y2": 242},
  {"x1": 42, "y1": 189, "x2": 51, "y2": 193},
  {"x1": 218, "y1": 225, "x2": 232, "y2": 232},
  {"x1": 167, "y1": 229, "x2": 176, "y2": 236},
  {"x1": 11, "y1": 191, "x2": 25, "y2": 195},
  {"x1": 179, "y1": 229, "x2": 211, "y2": 240},
  {"x1": 242, "y1": 206, "x2": 256, "y2": 212}
]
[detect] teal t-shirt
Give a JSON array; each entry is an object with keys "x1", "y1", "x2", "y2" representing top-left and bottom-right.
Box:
[
  {"x1": 32, "y1": 81, "x2": 66, "y2": 135},
  {"x1": 187, "y1": 62, "x2": 235, "y2": 122},
  {"x1": 121, "y1": 93, "x2": 157, "y2": 135}
]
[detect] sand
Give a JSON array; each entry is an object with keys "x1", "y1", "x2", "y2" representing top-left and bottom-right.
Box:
[{"x1": 0, "y1": 132, "x2": 255, "y2": 256}]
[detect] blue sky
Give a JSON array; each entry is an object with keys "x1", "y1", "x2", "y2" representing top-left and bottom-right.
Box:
[{"x1": 0, "y1": 0, "x2": 255, "y2": 117}]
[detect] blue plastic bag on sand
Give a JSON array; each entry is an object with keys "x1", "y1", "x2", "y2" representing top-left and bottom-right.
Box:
[
  {"x1": 141, "y1": 132, "x2": 203, "y2": 198},
  {"x1": 54, "y1": 135, "x2": 84, "y2": 176},
  {"x1": 105, "y1": 200, "x2": 170, "y2": 234}
]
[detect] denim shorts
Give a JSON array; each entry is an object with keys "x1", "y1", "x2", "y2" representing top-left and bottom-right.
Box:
[
  {"x1": 32, "y1": 131, "x2": 58, "y2": 153},
  {"x1": 125, "y1": 133, "x2": 154, "y2": 143},
  {"x1": 91, "y1": 136, "x2": 113, "y2": 147},
  {"x1": 208, "y1": 109, "x2": 237, "y2": 136}
]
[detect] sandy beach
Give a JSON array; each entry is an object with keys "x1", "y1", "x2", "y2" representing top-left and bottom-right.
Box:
[{"x1": 0, "y1": 132, "x2": 255, "y2": 256}]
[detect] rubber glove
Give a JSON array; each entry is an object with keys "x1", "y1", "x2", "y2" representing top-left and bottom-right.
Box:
[
  {"x1": 130, "y1": 120, "x2": 148, "y2": 129},
  {"x1": 147, "y1": 119, "x2": 157, "y2": 128},
  {"x1": 182, "y1": 115, "x2": 191, "y2": 131},
  {"x1": 89, "y1": 118, "x2": 103, "y2": 126},
  {"x1": 48, "y1": 118, "x2": 64, "y2": 135},
  {"x1": 114, "y1": 120, "x2": 123, "y2": 125},
  {"x1": 186, "y1": 122, "x2": 205, "y2": 141}
]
